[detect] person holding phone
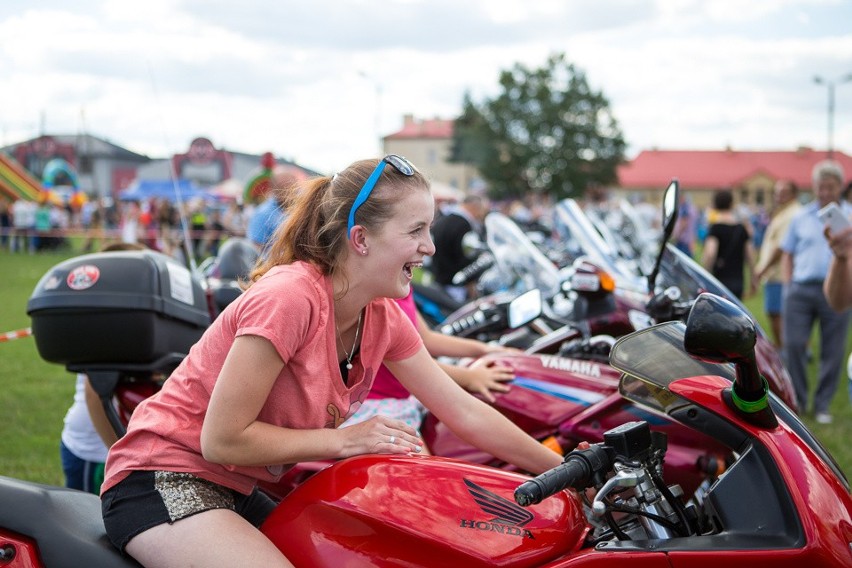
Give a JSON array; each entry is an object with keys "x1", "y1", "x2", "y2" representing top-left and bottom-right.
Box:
[{"x1": 780, "y1": 159, "x2": 852, "y2": 424}]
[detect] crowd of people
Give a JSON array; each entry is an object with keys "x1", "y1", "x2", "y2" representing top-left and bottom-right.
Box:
[
  {"x1": 1, "y1": 194, "x2": 251, "y2": 259},
  {"x1": 1, "y1": 166, "x2": 311, "y2": 267}
]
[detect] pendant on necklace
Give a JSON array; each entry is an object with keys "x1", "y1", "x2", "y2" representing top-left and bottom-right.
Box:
[{"x1": 346, "y1": 362, "x2": 353, "y2": 370}]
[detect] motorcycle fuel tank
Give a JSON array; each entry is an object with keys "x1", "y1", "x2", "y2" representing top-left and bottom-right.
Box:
[{"x1": 262, "y1": 454, "x2": 585, "y2": 567}]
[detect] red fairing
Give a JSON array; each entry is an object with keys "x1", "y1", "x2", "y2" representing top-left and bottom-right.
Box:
[
  {"x1": 116, "y1": 382, "x2": 160, "y2": 425},
  {"x1": 668, "y1": 375, "x2": 852, "y2": 567},
  {"x1": 262, "y1": 454, "x2": 586, "y2": 567},
  {"x1": 0, "y1": 529, "x2": 43, "y2": 568}
]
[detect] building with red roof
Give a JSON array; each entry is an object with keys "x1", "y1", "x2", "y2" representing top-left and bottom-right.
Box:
[
  {"x1": 617, "y1": 147, "x2": 852, "y2": 207},
  {"x1": 383, "y1": 114, "x2": 483, "y2": 199}
]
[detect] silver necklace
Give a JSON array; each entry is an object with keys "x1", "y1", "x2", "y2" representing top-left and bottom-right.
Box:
[{"x1": 336, "y1": 309, "x2": 363, "y2": 370}]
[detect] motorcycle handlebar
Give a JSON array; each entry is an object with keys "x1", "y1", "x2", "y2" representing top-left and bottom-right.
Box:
[
  {"x1": 514, "y1": 445, "x2": 612, "y2": 506},
  {"x1": 452, "y1": 253, "x2": 495, "y2": 286}
]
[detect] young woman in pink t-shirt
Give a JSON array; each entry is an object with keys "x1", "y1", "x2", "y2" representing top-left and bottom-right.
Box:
[{"x1": 101, "y1": 155, "x2": 562, "y2": 568}]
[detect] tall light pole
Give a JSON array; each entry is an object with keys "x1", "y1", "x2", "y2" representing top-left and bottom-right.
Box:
[
  {"x1": 358, "y1": 71, "x2": 383, "y2": 155},
  {"x1": 813, "y1": 72, "x2": 852, "y2": 159}
]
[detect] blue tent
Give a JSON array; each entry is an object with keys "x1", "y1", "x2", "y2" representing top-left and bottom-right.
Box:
[{"x1": 119, "y1": 179, "x2": 215, "y2": 203}]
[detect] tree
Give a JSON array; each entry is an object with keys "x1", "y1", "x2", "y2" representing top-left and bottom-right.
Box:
[{"x1": 450, "y1": 53, "x2": 626, "y2": 200}]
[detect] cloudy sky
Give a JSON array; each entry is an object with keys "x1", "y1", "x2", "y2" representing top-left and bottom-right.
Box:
[{"x1": 2, "y1": 0, "x2": 851, "y2": 174}]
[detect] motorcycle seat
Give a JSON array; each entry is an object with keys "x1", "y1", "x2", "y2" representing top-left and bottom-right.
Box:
[{"x1": 0, "y1": 475, "x2": 141, "y2": 567}]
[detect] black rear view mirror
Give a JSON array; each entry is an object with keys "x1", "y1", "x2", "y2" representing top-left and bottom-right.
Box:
[
  {"x1": 647, "y1": 179, "x2": 679, "y2": 292},
  {"x1": 684, "y1": 293, "x2": 776, "y2": 428}
]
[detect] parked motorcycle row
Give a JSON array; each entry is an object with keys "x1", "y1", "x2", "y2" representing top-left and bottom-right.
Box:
[{"x1": 3, "y1": 180, "x2": 851, "y2": 566}]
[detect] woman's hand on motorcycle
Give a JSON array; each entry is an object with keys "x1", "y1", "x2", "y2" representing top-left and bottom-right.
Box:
[
  {"x1": 338, "y1": 416, "x2": 423, "y2": 457},
  {"x1": 461, "y1": 359, "x2": 515, "y2": 403}
]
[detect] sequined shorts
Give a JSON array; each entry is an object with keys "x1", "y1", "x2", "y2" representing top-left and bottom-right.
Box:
[{"x1": 101, "y1": 470, "x2": 276, "y2": 553}]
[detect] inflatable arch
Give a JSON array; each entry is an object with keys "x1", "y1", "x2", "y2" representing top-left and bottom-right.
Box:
[{"x1": 42, "y1": 158, "x2": 79, "y2": 189}]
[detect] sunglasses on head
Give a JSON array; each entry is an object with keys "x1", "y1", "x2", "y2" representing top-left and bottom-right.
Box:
[{"x1": 347, "y1": 154, "x2": 416, "y2": 239}]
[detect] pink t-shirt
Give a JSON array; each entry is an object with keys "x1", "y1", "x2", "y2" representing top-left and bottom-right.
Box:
[
  {"x1": 102, "y1": 261, "x2": 422, "y2": 495},
  {"x1": 367, "y1": 291, "x2": 418, "y2": 400}
]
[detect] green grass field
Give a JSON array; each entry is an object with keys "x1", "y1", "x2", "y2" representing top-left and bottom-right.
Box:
[{"x1": 1, "y1": 243, "x2": 850, "y2": 487}]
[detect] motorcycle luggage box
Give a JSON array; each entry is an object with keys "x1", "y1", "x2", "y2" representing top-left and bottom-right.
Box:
[{"x1": 27, "y1": 250, "x2": 210, "y2": 366}]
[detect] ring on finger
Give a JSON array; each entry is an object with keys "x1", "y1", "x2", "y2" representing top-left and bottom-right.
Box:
[{"x1": 389, "y1": 435, "x2": 396, "y2": 445}]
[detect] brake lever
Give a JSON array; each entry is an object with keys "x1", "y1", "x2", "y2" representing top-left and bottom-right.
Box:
[{"x1": 591, "y1": 468, "x2": 642, "y2": 516}]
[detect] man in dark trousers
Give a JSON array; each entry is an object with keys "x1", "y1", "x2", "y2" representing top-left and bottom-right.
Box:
[{"x1": 430, "y1": 194, "x2": 490, "y2": 302}]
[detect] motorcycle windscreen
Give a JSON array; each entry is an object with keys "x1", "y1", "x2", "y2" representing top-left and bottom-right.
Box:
[{"x1": 610, "y1": 321, "x2": 736, "y2": 416}]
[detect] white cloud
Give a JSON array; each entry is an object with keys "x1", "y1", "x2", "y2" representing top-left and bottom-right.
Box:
[{"x1": 1, "y1": 0, "x2": 851, "y2": 174}]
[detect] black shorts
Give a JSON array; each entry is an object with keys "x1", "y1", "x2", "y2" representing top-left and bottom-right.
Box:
[{"x1": 101, "y1": 470, "x2": 277, "y2": 553}]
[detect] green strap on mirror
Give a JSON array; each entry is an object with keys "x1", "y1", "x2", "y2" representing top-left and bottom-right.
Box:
[{"x1": 730, "y1": 376, "x2": 770, "y2": 413}]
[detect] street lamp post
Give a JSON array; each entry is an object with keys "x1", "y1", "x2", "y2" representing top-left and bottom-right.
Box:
[{"x1": 813, "y1": 73, "x2": 852, "y2": 159}]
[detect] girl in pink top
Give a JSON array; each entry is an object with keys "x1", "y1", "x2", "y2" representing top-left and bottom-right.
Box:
[{"x1": 101, "y1": 155, "x2": 562, "y2": 568}]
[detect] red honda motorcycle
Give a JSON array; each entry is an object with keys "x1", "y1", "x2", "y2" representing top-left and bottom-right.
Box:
[{"x1": 4, "y1": 293, "x2": 850, "y2": 567}]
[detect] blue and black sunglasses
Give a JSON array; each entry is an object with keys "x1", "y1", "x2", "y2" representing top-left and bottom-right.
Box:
[{"x1": 347, "y1": 154, "x2": 416, "y2": 239}]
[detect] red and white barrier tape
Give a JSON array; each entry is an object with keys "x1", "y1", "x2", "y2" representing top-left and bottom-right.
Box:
[{"x1": 0, "y1": 327, "x2": 32, "y2": 342}]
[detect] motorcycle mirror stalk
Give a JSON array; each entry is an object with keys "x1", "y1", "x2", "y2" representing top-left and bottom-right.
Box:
[
  {"x1": 684, "y1": 293, "x2": 778, "y2": 428},
  {"x1": 647, "y1": 178, "x2": 679, "y2": 294}
]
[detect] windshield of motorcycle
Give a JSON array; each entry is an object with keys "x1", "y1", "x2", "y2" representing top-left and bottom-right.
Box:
[
  {"x1": 610, "y1": 321, "x2": 737, "y2": 415},
  {"x1": 551, "y1": 199, "x2": 647, "y2": 293},
  {"x1": 485, "y1": 212, "x2": 562, "y2": 298},
  {"x1": 656, "y1": 244, "x2": 769, "y2": 337},
  {"x1": 584, "y1": 200, "x2": 657, "y2": 277}
]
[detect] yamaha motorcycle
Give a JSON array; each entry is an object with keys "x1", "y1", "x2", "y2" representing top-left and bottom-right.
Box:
[{"x1": 4, "y1": 294, "x2": 850, "y2": 567}]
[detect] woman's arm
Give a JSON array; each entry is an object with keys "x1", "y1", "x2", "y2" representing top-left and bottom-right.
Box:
[
  {"x1": 745, "y1": 237, "x2": 758, "y2": 296},
  {"x1": 754, "y1": 246, "x2": 782, "y2": 282},
  {"x1": 388, "y1": 347, "x2": 562, "y2": 475},
  {"x1": 780, "y1": 251, "x2": 794, "y2": 284},
  {"x1": 200, "y1": 335, "x2": 421, "y2": 466},
  {"x1": 415, "y1": 310, "x2": 516, "y2": 401}
]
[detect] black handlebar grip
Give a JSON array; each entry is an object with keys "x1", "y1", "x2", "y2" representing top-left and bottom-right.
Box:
[
  {"x1": 452, "y1": 253, "x2": 494, "y2": 285},
  {"x1": 514, "y1": 458, "x2": 591, "y2": 506}
]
